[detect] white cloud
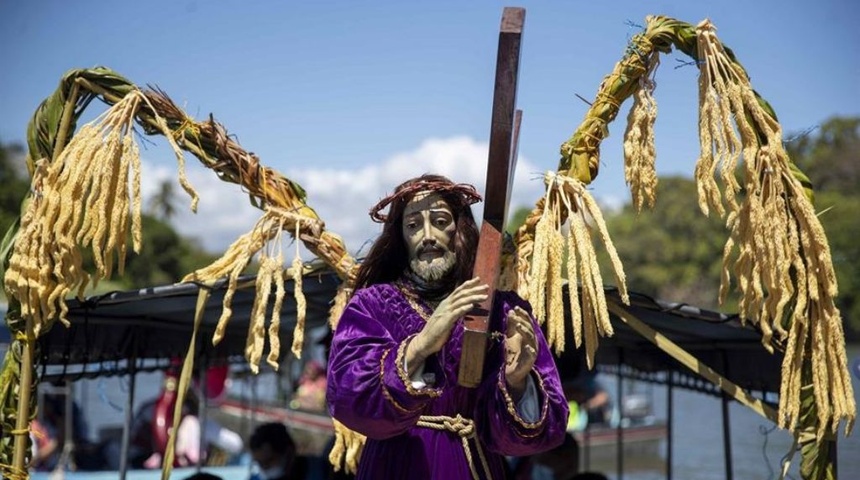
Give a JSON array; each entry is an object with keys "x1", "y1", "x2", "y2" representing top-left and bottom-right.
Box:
[
  {"x1": 139, "y1": 160, "x2": 260, "y2": 252},
  {"x1": 141, "y1": 136, "x2": 549, "y2": 256},
  {"x1": 286, "y1": 136, "x2": 548, "y2": 257}
]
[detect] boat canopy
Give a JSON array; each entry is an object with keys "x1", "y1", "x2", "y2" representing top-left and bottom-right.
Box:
[
  {"x1": 34, "y1": 268, "x2": 339, "y2": 381},
  {"x1": 31, "y1": 268, "x2": 782, "y2": 399}
]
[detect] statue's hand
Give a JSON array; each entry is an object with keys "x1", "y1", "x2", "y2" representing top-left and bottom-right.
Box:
[
  {"x1": 504, "y1": 306, "x2": 537, "y2": 399},
  {"x1": 407, "y1": 277, "x2": 488, "y2": 372}
]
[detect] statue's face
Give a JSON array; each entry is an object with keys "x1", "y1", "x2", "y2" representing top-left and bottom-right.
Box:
[{"x1": 402, "y1": 192, "x2": 457, "y2": 281}]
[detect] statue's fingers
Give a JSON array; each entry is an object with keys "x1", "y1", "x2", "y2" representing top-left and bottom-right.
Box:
[
  {"x1": 517, "y1": 325, "x2": 537, "y2": 354},
  {"x1": 525, "y1": 344, "x2": 536, "y2": 357},
  {"x1": 516, "y1": 316, "x2": 535, "y2": 339}
]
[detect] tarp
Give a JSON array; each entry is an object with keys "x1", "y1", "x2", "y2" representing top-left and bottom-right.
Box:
[
  {"x1": 561, "y1": 287, "x2": 783, "y2": 397},
  {"x1": 34, "y1": 270, "x2": 339, "y2": 380},
  {"x1": 31, "y1": 270, "x2": 783, "y2": 397}
]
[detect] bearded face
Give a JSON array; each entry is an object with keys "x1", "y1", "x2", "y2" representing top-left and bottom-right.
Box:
[
  {"x1": 409, "y1": 251, "x2": 456, "y2": 282},
  {"x1": 401, "y1": 192, "x2": 457, "y2": 282}
]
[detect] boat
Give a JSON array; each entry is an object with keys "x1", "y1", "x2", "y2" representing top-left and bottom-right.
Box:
[
  {"x1": 13, "y1": 269, "x2": 338, "y2": 480},
  {"x1": 4, "y1": 260, "x2": 797, "y2": 480},
  {"x1": 209, "y1": 378, "x2": 670, "y2": 462}
]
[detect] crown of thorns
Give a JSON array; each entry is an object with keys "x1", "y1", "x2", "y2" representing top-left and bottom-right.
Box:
[{"x1": 369, "y1": 180, "x2": 482, "y2": 223}]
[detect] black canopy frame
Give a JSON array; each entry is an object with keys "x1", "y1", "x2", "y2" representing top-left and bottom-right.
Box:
[{"x1": 34, "y1": 270, "x2": 783, "y2": 399}]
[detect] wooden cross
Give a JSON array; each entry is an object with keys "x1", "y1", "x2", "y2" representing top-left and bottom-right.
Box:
[{"x1": 458, "y1": 6, "x2": 525, "y2": 388}]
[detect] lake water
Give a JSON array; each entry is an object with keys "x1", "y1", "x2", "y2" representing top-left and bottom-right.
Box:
[
  {"x1": 17, "y1": 344, "x2": 860, "y2": 479},
  {"x1": 584, "y1": 343, "x2": 860, "y2": 480}
]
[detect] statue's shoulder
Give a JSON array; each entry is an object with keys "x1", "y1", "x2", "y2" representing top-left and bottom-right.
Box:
[{"x1": 351, "y1": 282, "x2": 401, "y2": 305}]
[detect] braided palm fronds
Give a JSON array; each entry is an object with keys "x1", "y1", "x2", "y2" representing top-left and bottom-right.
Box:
[
  {"x1": 516, "y1": 174, "x2": 627, "y2": 366},
  {"x1": 0, "y1": 68, "x2": 122, "y2": 479},
  {"x1": 48, "y1": 71, "x2": 357, "y2": 284},
  {"x1": 141, "y1": 88, "x2": 358, "y2": 283},
  {"x1": 329, "y1": 418, "x2": 365, "y2": 475},
  {"x1": 137, "y1": 88, "x2": 358, "y2": 360},
  {"x1": 19, "y1": 67, "x2": 357, "y2": 352},
  {"x1": 2, "y1": 75, "x2": 196, "y2": 476},
  {"x1": 0, "y1": 66, "x2": 361, "y2": 474},
  {"x1": 25, "y1": 68, "x2": 134, "y2": 175},
  {"x1": 0, "y1": 333, "x2": 39, "y2": 480},
  {"x1": 513, "y1": 14, "x2": 853, "y2": 479},
  {"x1": 514, "y1": 18, "x2": 702, "y2": 366},
  {"x1": 693, "y1": 20, "x2": 854, "y2": 444},
  {"x1": 558, "y1": 16, "x2": 698, "y2": 184}
]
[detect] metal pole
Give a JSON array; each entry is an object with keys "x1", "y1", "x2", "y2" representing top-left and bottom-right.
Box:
[
  {"x1": 828, "y1": 438, "x2": 838, "y2": 478},
  {"x1": 119, "y1": 355, "x2": 138, "y2": 480},
  {"x1": 60, "y1": 381, "x2": 77, "y2": 471},
  {"x1": 666, "y1": 372, "x2": 673, "y2": 480},
  {"x1": 248, "y1": 373, "x2": 259, "y2": 479},
  {"x1": 721, "y1": 352, "x2": 733, "y2": 480},
  {"x1": 583, "y1": 416, "x2": 591, "y2": 472},
  {"x1": 721, "y1": 393, "x2": 733, "y2": 480},
  {"x1": 616, "y1": 354, "x2": 624, "y2": 480},
  {"x1": 197, "y1": 356, "x2": 208, "y2": 471}
]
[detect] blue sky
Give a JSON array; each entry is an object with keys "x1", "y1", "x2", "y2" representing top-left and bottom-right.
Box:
[{"x1": 2, "y1": 0, "x2": 858, "y2": 254}]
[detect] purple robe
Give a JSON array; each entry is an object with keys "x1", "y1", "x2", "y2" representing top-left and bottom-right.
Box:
[{"x1": 327, "y1": 283, "x2": 569, "y2": 479}]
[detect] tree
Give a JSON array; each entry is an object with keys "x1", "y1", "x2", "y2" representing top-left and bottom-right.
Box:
[
  {"x1": 506, "y1": 206, "x2": 532, "y2": 236},
  {"x1": 147, "y1": 179, "x2": 178, "y2": 221},
  {"x1": 787, "y1": 117, "x2": 860, "y2": 195},
  {"x1": 814, "y1": 191, "x2": 860, "y2": 335},
  {"x1": 599, "y1": 176, "x2": 730, "y2": 310},
  {"x1": 785, "y1": 116, "x2": 860, "y2": 336},
  {"x1": 0, "y1": 141, "x2": 29, "y2": 240},
  {"x1": 108, "y1": 215, "x2": 218, "y2": 289}
]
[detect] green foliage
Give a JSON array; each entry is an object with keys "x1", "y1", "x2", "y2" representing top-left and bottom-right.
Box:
[
  {"x1": 119, "y1": 215, "x2": 217, "y2": 287},
  {"x1": 786, "y1": 117, "x2": 860, "y2": 337},
  {"x1": 591, "y1": 116, "x2": 859, "y2": 337},
  {"x1": 148, "y1": 180, "x2": 178, "y2": 221},
  {"x1": 0, "y1": 142, "x2": 28, "y2": 240},
  {"x1": 0, "y1": 138, "x2": 217, "y2": 296},
  {"x1": 599, "y1": 176, "x2": 730, "y2": 310},
  {"x1": 811, "y1": 192, "x2": 860, "y2": 334},
  {"x1": 506, "y1": 206, "x2": 532, "y2": 236},
  {"x1": 787, "y1": 117, "x2": 860, "y2": 196}
]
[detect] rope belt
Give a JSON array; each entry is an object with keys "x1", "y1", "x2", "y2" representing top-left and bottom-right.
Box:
[{"x1": 416, "y1": 414, "x2": 492, "y2": 480}]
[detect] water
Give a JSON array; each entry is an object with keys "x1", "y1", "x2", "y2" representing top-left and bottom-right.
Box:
[
  {"x1": 587, "y1": 343, "x2": 860, "y2": 480},
  {"x1": 14, "y1": 344, "x2": 860, "y2": 479}
]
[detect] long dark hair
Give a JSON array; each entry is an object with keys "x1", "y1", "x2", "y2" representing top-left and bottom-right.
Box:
[{"x1": 355, "y1": 174, "x2": 480, "y2": 289}]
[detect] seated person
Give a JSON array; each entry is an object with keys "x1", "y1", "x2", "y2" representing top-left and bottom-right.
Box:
[
  {"x1": 170, "y1": 405, "x2": 243, "y2": 467},
  {"x1": 29, "y1": 417, "x2": 59, "y2": 471},
  {"x1": 130, "y1": 369, "x2": 242, "y2": 469},
  {"x1": 249, "y1": 422, "x2": 307, "y2": 480},
  {"x1": 289, "y1": 360, "x2": 327, "y2": 412},
  {"x1": 563, "y1": 370, "x2": 611, "y2": 428},
  {"x1": 30, "y1": 393, "x2": 94, "y2": 471}
]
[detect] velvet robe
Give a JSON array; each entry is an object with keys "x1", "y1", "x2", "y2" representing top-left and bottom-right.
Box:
[{"x1": 327, "y1": 283, "x2": 569, "y2": 479}]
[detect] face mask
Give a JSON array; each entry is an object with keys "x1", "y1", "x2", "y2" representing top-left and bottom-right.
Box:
[{"x1": 259, "y1": 464, "x2": 286, "y2": 480}]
